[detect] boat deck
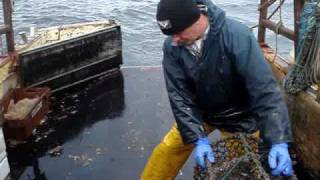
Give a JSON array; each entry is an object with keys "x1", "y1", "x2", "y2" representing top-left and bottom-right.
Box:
[{"x1": 6, "y1": 66, "x2": 203, "y2": 180}]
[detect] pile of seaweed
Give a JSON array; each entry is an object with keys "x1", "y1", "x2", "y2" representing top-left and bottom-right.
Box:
[{"x1": 194, "y1": 134, "x2": 298, "y2": 180}]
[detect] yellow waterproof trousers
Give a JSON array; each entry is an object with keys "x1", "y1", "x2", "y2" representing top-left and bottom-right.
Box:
[{"x1": 141, "y1": 123, "x2": 245, "y2": 180}]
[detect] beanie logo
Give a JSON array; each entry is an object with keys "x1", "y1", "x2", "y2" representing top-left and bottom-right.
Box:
[{"x1": 157, "y1": 20, "x2": 172, "y2": 30}]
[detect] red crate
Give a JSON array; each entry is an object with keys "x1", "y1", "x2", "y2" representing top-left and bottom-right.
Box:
[{"x1": 2, "y1": 88, "x2": 51, "y2": 140}]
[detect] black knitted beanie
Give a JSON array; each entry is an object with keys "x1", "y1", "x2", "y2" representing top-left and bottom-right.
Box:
[{"x1": 156, "y1": 0, "x2": 201, "y2": 35}]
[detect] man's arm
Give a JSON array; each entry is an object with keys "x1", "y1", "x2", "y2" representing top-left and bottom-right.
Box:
[
  {"x1": 226, "y1": 23, "x2": 293, "y2": 176},
  {"x1": 162, "y1": 39, "x2": 215, "y2": 168},
  {"x1": 225, "y1": 23, "x2": 293, "y2": 145},
  {"x1": 162, "y1": 38, "x2": 206, "y2": 144}
]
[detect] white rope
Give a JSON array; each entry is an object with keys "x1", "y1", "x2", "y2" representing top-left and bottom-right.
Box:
[{"x1": 272, "y1": 0, "x2": 285, "y2": 63}]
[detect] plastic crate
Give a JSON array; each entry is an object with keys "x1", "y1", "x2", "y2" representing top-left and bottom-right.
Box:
[{"x1": 2, "y1": 88, "x2": 50, "y2": 140}]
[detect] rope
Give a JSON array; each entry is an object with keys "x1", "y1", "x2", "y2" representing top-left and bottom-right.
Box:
[
  {"x1": 310, "y1": 9, "x2": 320, "y2": 83},
  {"x1": 220, "y1": 155, "x2": 247, "y2": 180},
  {"x1": 272, "y1": 0, "x2": 284, "y2": 63},
  {"x1": 267, "y1": 0, "x2": 286, "y2": 20},
  {"x1": 217, "y1": 134, "x2": 270, "y2": 180},
  {"x1": 250, "y1": 0, "x2": 286, "y2": 30},
  {"x1": 284, "y1": 1, "x2": 320, "y2": 94}
]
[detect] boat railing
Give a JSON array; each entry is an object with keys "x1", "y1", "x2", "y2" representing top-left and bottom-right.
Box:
[
  {"x1": 0, "y1": 0, "x2": 15, "y2": 54},
  {"x1": 256, "y1": 0, "x2": 320, "y2": 100},
  {"x1": 257, "y1": 0, "x2": 303, "y2": 48}
]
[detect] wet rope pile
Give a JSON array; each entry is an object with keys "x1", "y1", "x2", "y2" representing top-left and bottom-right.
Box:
[
  {"x1": 284, "y1": 1, "x2": 320, "y2": 94},
  {"x1": 194, "y1": 134, "x2": 298, "y2": 180}
]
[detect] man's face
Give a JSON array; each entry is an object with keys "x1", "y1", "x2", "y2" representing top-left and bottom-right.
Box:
[
  {"x1": 171, "y1": 15, "x2": 206, "y2": 46},
  {"x1": 172, "y1": 24, "x2": 200, "y2": 46}
]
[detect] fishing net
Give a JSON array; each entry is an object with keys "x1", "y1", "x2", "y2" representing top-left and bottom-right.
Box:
[
  {"x1": 284, "y1": 1, "x2": 320, "y2": 94},
  {"x1": 193, "y1": 134, "x2": 298, "y2": 180}
]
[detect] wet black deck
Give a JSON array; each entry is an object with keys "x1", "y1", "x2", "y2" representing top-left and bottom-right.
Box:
[{"x1": 5, "y1": 66, "x2": 197, "y2": 180}]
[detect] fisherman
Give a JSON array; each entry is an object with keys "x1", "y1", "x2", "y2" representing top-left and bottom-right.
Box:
[{"x1": 141, "y1": 0, "x2": 293, "y2": 179}]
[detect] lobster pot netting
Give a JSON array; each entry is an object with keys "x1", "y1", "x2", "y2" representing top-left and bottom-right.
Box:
[{"x1": 194, "y1": 134, "x2": 298, "y2": 180}]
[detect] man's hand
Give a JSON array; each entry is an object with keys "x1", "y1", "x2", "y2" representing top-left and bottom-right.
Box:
[
  {"x1": 194, "y1": 137, "x2": 215, "y2": 168},
  {"x1": 268, "y1": 143, "x2": 293, "y2": 176}
]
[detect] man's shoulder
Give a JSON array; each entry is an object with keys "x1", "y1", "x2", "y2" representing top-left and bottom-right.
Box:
[
  {"x1": 222, "y1": 18, "x2": 256, "y2": 48},
  {"x1": 224, "y1": 18, "x2": 253, "y2": 37},
  {"x1": 162, "y1": 37, "x2": 181, "y2": 55},
  {"x1": 161, "y1": 37, "x2": 181, "y2": 66},
  {"x1": 163, "y1": 37, "x2": 174, "y2": 50}
]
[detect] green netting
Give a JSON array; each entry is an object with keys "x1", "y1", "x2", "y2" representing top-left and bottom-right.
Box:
[{"x1": 284, "y1": 1, "x2": 320, "y2": 94}]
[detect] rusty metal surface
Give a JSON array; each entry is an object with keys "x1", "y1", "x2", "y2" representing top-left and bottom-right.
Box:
[
  {"x1": 261, "y1": 19, "x2": 295, "y2": 41},
  {"x1": 258, "y1": 0, "x2": 277, "y2": 11},
  {"x1": 258, "y1": 0, "x2": 304, "y2": 45},
  {"x1": 261, "y1": 45, "x2": 320, "y2": 179},
  {"x1": 258, "y1": 0, "x2": 269, "y2": 43},
  {"x1": 0, "y1": 25, "x2": 9, "y2": 35},
  {"x1": 2, "y1": 0, "x2": 14, "y2": 53}
]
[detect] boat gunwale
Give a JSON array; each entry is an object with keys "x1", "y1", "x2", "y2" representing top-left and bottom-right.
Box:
[{"x1": 18, "y1": 23, "x2": 120, "y2": 55}]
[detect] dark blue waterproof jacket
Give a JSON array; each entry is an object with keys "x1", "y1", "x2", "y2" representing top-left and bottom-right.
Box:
[{"x1": 162, "y1": 0, "x2": 293, "y2": 145}]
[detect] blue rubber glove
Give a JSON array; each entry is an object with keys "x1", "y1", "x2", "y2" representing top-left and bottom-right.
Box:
[
  {"x1": 268, "y1": 143, "x2": 293, "y2": 176},
  {"x1": 194, "y1": 137, "x2": 215, "y2": 168}
]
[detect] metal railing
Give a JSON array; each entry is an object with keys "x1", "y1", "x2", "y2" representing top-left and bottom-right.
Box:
[
  {"x1": 257, "y1": 0, "x2": 304, "y2": 51},
  {"x1": 257, "y1": 0, "x2": 320, "y2": 101},
  {"x1": 1, "y1": 0, "x2": 15, "y2": 53},
  {"x1": 258, "y1": 0, "x2": 304, "y2": 47}
]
